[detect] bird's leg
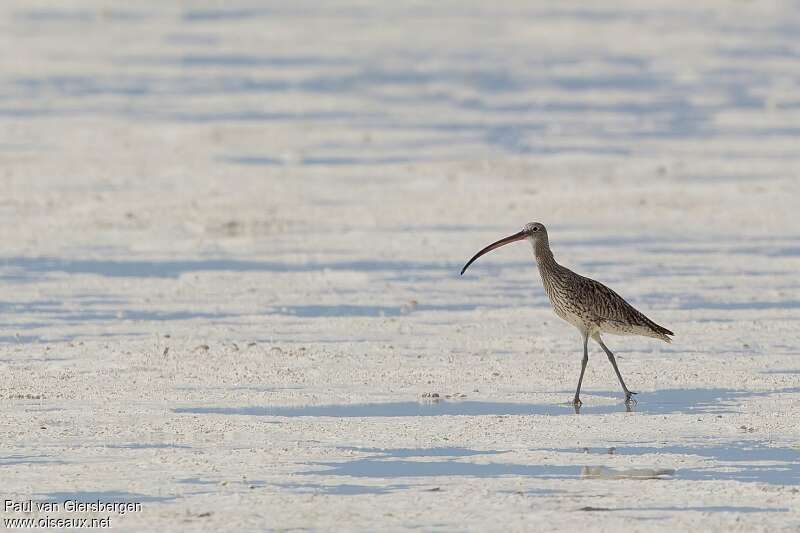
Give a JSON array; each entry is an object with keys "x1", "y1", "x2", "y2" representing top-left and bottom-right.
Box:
[
  {"x1": 594, "y1": 335, "x2": 637, "y2": 404},
  {"x1": 573, "y1": 333, "x2": 589, "y2": 406}
]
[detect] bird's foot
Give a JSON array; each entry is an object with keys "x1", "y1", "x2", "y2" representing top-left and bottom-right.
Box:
[
  {"x1": 624, "y1": 391, "x2": 638, "y2": 405},
  {"x1": 571, "y1": 396, "x2": 583, "y2": 414}
]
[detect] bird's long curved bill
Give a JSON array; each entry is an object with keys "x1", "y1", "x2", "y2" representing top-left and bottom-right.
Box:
[{"x1": 460, "y1": 231, "x2": 527, "y2": 275}]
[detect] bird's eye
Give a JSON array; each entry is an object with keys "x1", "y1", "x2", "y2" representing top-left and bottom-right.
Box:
[{"x1": 532, "y1": 226, "x2": 539, "y2": 232}]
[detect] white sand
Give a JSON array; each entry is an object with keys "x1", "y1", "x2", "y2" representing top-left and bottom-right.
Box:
[{"x1": 1, "y1": 1, "x2": 799, "y2": 531}]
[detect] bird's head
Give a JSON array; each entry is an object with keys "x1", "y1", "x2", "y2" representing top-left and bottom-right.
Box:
[
  {"x1": 522, "y1": 222, "x2": 548, "y2": 242},
  {"x1": 460, "y1": 222, "x2": 548, "y2": 275}
]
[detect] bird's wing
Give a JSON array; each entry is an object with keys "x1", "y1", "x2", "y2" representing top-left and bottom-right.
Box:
[{"x1": 573, "y1": 275, "x2": 660, "y2": 330}]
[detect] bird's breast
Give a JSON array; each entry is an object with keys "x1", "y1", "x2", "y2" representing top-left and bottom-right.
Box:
[{"x1": 538, "y1": 267, "x2": 592, "y2": 329}]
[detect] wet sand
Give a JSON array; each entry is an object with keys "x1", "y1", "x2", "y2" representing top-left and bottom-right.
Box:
[{"x1": 1, "y1": 1, "x2": 799, "y2": 531}]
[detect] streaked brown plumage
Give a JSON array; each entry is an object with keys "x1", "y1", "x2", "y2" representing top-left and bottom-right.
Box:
[{"x1": 461, "y1": 222, "x2": 673, "y2": 407}]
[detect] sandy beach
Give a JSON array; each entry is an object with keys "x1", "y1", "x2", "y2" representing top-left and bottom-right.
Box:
[{"x1": 1, "y1": 1, "x2": 799, "y2": 530}]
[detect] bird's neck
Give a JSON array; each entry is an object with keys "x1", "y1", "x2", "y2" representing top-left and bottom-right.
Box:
[{"x1": 533, "y1": 239, "x2": 557, "y2": 270}]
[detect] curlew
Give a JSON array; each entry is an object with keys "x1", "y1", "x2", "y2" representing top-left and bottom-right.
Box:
[{"x1": 460, "y1": 222, "x2": 673, "y2": 406}]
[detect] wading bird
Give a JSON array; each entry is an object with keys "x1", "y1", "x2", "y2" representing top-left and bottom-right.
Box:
[{"x1": 461, "y1": 222, "x2": 673, "y2": 406}]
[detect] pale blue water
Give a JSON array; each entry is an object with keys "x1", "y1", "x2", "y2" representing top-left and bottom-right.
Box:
[{"x1": 172, "y1": 387, "x2": 800, "y2": 418}]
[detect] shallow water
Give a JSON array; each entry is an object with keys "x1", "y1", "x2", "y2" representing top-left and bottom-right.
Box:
[
  {"x1": 0, "y1": 256, "x2": 463, "y2": 279},
  {"x1": 172, "y1": 387, "x2": 797, "y2": 418},
  {"x1": 581, "y1": 466, "x2": 675, "y2": 480},
  {"x1": 294, "y1": 440, "x2": 799, "y2": 486},
  {"x1": 544, "y1": 441, "x2": 800, "y2": 485},
  {"x1": 303, "y1": 457, "x2": 578, "y2": 479},
  {"x1": 0, "y1": 455, "x2": 66, "y2": 466}
]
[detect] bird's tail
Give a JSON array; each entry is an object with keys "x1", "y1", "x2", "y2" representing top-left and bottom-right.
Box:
[{"x1": 649, "y1": 322, "x2": 674, "y2": 343}]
